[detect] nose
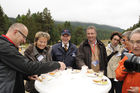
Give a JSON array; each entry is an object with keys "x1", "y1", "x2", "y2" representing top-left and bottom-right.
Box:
[
  {"x1": 133, "y1": 43, "x2": 137, "y2": 48},
  {"x1": 23, "y1": 39, "x2": 26, "y2": 44},
  {"x1": 42, "y1": 43, "x2": 46, "y2": 46}
]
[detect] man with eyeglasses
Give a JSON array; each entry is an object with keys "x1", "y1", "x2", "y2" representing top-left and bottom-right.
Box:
[
  {"x1": 121, "y1": 31, "x2": 132, "y2": 59},
  {"x1": 116, "y1": 27, "x2": 140, "y2": 93},
  {"x1": 0, "y1": 23, "x2": 66, "y2": 93}
]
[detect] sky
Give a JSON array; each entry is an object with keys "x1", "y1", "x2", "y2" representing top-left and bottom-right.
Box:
[{"x1": 0, "y1": 0, "x2": 140, "y2": 29}]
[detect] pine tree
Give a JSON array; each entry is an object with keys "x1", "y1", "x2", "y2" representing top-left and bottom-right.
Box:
[{"x1": 0, "y1": 5, "x2": 6, "y2": 34}]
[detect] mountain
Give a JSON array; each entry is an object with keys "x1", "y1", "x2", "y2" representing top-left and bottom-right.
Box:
[
  {"x1": 55, "y1": 21, "x2": 124, "y2": 32},
  {"x1": 8, "y1": 17, "x2": 124, "y2": 32}
]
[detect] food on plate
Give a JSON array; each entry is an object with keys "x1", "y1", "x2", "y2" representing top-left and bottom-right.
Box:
[
  {"x1": 49, "y1": 72, "x2": 55, "y2": 75},
  {"x1": 38, "y1": 77, "x2": 43, "y2": 82},
  {"x1": 87, "y1": 69, "x2": 94, "y2": 73},
  {"x1": 41, "y1": 74, "x2": 46, "y2": 79},
  {"x1": 72, "y1": 69, "x2": 81, "y2": 74},
  {"x1": 93, "y1": 78, "x2": 108, "y2": 85}
]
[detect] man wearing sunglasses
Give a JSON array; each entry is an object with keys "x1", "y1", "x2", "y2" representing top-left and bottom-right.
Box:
[
  {"x1": 0, "y1": 23, "x2": 66, "y2": 93},
  {"x1": 121, "y1": 31, "x2": 132, "y2": 59}
]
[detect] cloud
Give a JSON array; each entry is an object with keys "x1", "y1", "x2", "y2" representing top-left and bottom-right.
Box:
[{"x1": 1, "y1": 0, "x2": 140, "y2": 29}]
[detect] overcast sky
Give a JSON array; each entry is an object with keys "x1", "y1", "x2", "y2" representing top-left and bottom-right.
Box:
[{"x1": 1, "y1": 0, "x2": 140, "y2": 29}]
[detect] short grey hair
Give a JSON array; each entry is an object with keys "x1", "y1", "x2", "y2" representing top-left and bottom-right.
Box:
[
  {"x1": 86, "y1": 26, "x2": 96, "y2": 32},
  {"x1": 122, "y1": 31, "x2": 131, "y2": 40},
  {"x1": 130, "y1": 27, "x2": 140, "y2": 39},
  {"x1": 8, "y1": 23, "x2": 28, "y2": 32}
]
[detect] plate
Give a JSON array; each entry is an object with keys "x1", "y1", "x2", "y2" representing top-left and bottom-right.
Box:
[
  {"x1": 86, "y1": 73, "x2": 97, "y2": 78},
  {"x1": 92, "y1": 78, "x2": 108, "y2": 85},
  {"x1": 71, "y1": 69, "x2": 81, "y2": 74}
]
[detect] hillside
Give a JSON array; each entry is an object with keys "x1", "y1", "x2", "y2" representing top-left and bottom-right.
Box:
[
  {"x1": 9, "y1": 17, "x2": 123, "y2": 32},
  {"x1": 55, "y1": 21, "x2": 124, "y2": 32}
]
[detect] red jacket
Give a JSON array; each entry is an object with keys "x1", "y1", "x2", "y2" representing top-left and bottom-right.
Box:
[{"x1": 115, "y1": 56, "x2": 140, "y2": 93}]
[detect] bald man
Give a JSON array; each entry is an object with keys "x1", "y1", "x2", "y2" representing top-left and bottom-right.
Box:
[{"x1": 0, "y1": 23, "x2": 66, "y2": 93}]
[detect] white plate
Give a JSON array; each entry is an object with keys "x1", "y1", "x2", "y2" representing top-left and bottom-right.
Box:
[
  {"x1": 92, "y1": 79, "x2": 108, "y2": 85},
  {"x1": 86, "y1": 73, "x2": 97, "y2": 78}
]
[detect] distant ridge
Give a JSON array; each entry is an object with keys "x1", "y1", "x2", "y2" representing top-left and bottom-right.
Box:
[
  {"x1": 55, "y1": 21, "x2": 124, "y2": 32},
  {"x1": 9, "y1": 17, "x2": 123, "y2": 32}
]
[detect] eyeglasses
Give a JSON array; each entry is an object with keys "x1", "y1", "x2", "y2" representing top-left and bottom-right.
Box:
[
  {"x1": 121, "y1": 39, "x2": 125, "y2": 42},
  {"x1": 130, "y1": 40, "x2": 140, "y2": 45},
  {"x1": 121, "y1": 39, "x2": 129, "y2": 42},
  {"x1": 17, "y1": 30, "x2": 27, "y2": 39}
]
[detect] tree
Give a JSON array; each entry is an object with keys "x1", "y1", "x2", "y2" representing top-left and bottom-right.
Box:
[
  {"x1": 72, "y1": 26, "x2": 86, "y2": 45},
  {"x1": 16, "y1": 8, "x2": 56, "y2": 44},
  {"x1": 0, "y1": 5, "x2": 10, "y2": 34}
]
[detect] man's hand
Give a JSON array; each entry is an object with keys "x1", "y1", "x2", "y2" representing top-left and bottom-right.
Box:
[
  {"x1": 58, "y1": 62, "x2": 66, "y2": 70},
  {"x1": 28, "y1": 75, "x2": 39, "y2": 80},
  {"x1": 127, "y1": 86, "x2": 139, "y2": 93}
]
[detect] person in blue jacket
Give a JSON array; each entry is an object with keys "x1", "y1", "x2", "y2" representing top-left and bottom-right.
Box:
[{"x1": 51, "y1": 30, "x2": 77, "y2": 69}]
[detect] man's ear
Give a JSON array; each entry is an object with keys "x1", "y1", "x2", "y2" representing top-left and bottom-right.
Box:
[{"x1": 13, "y1": 30, "x2": 18, "y2": 35}]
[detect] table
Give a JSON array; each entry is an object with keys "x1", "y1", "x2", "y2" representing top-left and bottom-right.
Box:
[{"x1": 35, "y1": 70, "x2": 111, "y2": 93}]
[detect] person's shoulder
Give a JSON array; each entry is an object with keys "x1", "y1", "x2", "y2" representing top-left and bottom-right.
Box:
[
  {"x1": 44, "y1": 45, "x2": 52, "y2": 51},
  {"x1": 0, "y1": 35, "x2": 11, "y2": 45},
  {"x1": 24, "y1": 44, "x2": 34, "y2": 53},
  {"x1": 79, "y1": 40, "x2": 88, "y2": 46},
  {"x1": 106, "y1": 43, "x2": 110, "y2": 48},
  {"x1": 70, "y1": 43, "x2": 77, "y2": 48},
  {"x1": 52, "y1": 42, "x2": 61, "y2": 48},
  {"x1": 26, "y1": 44, "x2": 34, "y2": 49},
  {"x1": 97, "y1": 39, "x2": 105, "y2": 46}
]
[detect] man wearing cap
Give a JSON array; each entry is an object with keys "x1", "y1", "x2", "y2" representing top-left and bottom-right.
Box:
[{"x1": 51, "y1": 29, "x2": 77, "y2": 68}]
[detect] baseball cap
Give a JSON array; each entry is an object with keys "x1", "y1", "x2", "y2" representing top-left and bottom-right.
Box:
[{"x1": 61, "y1": 30, "x2": 71, "y2": 36}]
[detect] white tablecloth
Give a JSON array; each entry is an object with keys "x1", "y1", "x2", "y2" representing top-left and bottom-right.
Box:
[{"x1": 35, "y1": 70, "x2": 111, "y2": 93}]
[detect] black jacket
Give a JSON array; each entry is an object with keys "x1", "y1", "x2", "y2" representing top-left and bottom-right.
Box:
[
  {"x1": 0, "y1": 35, "x2": 60, "y2": 93},
  {"x1": 52, "y1": 42, "x2": 77, "y2": 69},
  {"x1": 76, "y1": 39, "x2": 108, "y2": 75}
]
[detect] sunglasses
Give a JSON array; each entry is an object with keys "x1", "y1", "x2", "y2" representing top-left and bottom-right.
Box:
[{"x1": 122, "y1": 39, "x2": 126, "y2": 42}]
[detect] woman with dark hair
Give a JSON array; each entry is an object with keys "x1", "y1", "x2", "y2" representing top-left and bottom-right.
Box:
[{"x1": 106, "y1": 32, "x2": 122, "y2": 93}]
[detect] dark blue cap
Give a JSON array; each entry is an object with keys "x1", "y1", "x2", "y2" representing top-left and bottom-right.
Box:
[{"x1": 61, "y1": 30, "x2": 71, "y2": 36}]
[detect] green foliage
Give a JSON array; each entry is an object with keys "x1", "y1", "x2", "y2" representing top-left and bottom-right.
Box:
[
  {"x1": 126, "y1": 16, "x2": 140, "y2": 31},
  {"x1": 0, "y1": 5, "x2": 11, "y2": 34},
  {"x1": 71, "y1": 26, "x2": 86, "y2": 45},
  {"x1": 16, "y1": 8, "x2": 54, "y2": 43}
]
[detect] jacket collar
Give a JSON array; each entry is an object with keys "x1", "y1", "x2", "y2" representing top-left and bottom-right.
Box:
[
  {"x1": 1, "y1": 35, "x2": 16, "y2": 47},
  {"x1": 29, "y1": 44, "x2": 48, "y2": 56},
  {"x1": 83, "y1": 39, "x2": 104, "y2": 46}
]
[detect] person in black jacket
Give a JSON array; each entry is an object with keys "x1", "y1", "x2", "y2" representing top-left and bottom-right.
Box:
[
  {"x1": 0, "y1": 23, "x2": 66, "y2": 93},
  {"x1": 76, "y1": 26, "x2": 108, "y2": 75}
]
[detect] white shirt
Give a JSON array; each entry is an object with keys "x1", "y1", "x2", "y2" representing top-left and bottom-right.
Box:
[{"x1": 62, "y1": 42, "x2": 69, "y2": 49}]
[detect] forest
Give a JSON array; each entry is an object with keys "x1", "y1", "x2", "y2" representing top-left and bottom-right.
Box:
[{"x1": 0, "y1": 5, "x2": 139, "y2": 45}]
